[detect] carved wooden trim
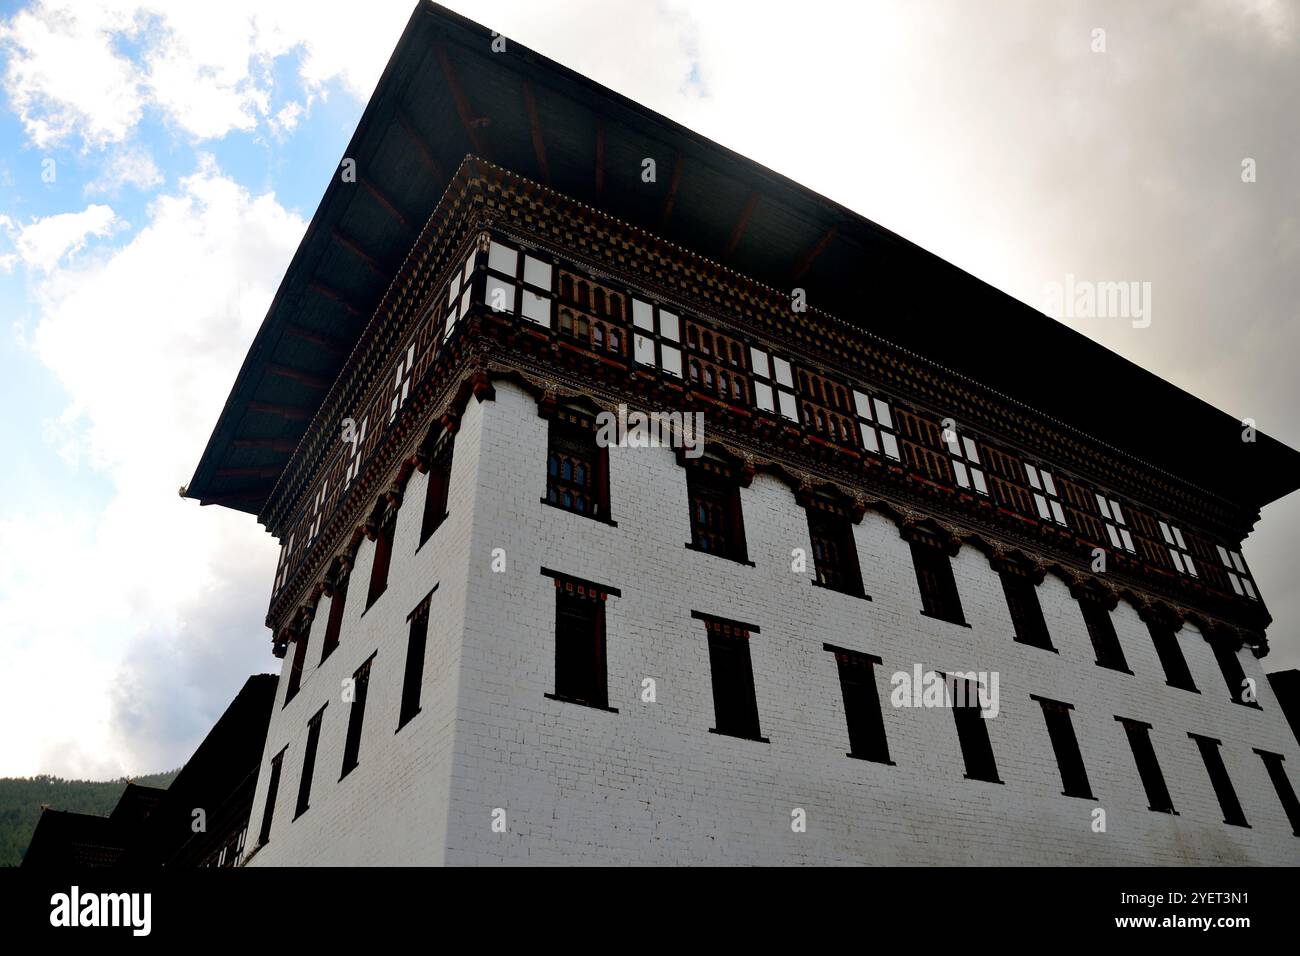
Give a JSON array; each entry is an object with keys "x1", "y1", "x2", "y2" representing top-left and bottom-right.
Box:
[
  {"x1": 1068, "y1": 576, "x2": 1119, "y2": 611},
  {"x1": 989, "y1": 547, "x2": 1047, "y2": 585},
  {"x1": 899, "y1": 517, "x2": 962, "y2": 557}
]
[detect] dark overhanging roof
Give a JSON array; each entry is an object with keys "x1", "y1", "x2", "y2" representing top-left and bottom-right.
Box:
[{"x1": 185, "y1": 0, "x2": 1300, "y2": 520}]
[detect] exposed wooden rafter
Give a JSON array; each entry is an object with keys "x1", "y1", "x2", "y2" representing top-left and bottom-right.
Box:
[
  {"x1": 214, "y1": 466, "x2": 283, "y2": 480},
  {"x1": 248, "y1": 401, "x2": 313, "y2": 421},
  {"x1": 791, "y1": 225, "x2": 838, "y2": 282},
  {"x1": 725, "y1": 191, "x2": 760, "y2": 256},
  {"x1": 359, "y1": 176, "x2": 411, "y2": 231},
  {"x1": 330, "y1": 227, "x2": 388, "y2": 279},
  {"x1": 284, "y1": 323, "x2": 347, "y2": 356},
  {"x1": 267, "y1": 363, "x2": 332, "y2": 390},
  {"x1": 522, "y1": 81, "x2": 550, "y2": 183},
  {"x1": 435, "y1": 42, "x2": 491, "y2": 159},
  {"x1": 232, "y1": 438, "x2": 298, "y2": 453},
  {"x1": 308, "y1": 280, "x2": 364, "y2": 317},
  {"x1": 660, "y1": 152, "x2": 686, "y2": 230},
  {"x1": 394, "y1": 108, "x2": 445, "y2": 182}
]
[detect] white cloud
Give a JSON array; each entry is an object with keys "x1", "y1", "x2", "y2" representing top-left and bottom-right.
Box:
[
  {"x1": 268, "y1": 100, "x2": 304, "y2": 139},
  {"x1": 0, "y1": 158, "x2": 303, "y2": 776},
  {"x1": 0, "y1": 2, "x2": 145, "y2": 148},
  {"x1": 9, "y1": 204, "x2": 117, "y2": 272},
  {"x1": 258, "y1": 1, "x2": 414, "y2": 103},
  {"x1": 84, "y1": 144, "x2": 164, "y2": 195},
  {"x1": 1196, "y1": 0, "x2": 1298, "y2": 48},
  {"x1": 1, "y1": 0, "x2": 415, "y2": 149}
]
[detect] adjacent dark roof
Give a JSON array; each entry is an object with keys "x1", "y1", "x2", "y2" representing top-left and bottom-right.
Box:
[
  {"x1": 185, "y1": 1, "x2": 1300, "y2": 518},
  {"x1": 23, "y1": 676, "x2": 276, "y2": 868},
  {"x1": 121, "y1": 674, "x2": 276, "y2": 866},
  {"x1": 23, "y1": 809, "x2": 122, "y2": 868},
  {"x1": 108, "y1": 782, "x2": 166, "y2": 827},
  {"x1": 22, "y1": 785, "x2": 165, "y2": 868}
]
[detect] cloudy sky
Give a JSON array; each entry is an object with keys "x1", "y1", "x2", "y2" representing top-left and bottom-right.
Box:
[{"x1": 1, "y1": 0, "x2": 1296, "y2": 779}]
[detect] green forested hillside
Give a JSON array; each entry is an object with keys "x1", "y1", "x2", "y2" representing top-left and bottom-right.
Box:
[{"x1": 0, "y1": 771, "x2": 178, "y2": 867}]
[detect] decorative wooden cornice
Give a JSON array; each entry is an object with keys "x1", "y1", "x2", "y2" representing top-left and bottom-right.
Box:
[
  {"x1": 266, "y1": 351, "x2": 1271, "y2": 658},
  {"x1": 470, "y1": 163, "x2": 1257, "y2": 538},
  {"x1": 989, "y1": 547, "x2": 1047, "y2": 585},
  {"x1": 1068, "y1": 576, "x2": 1120, "y2": 611},
  {"x1": 259, "y1": 161, "x2": 1274, "y2": 657},
  {"x1": 260, "y1": 160, "x2": 493, "y2": 534},
  {"x1": 1136, "y1": 599, "x2": 1185, "y2": 632},
  {"x1": 899, "y1": 517, "x2": 964, "y2": 557},
  {"x1": 267, "y1": 160, "x2": 1258, "y2": 543}
]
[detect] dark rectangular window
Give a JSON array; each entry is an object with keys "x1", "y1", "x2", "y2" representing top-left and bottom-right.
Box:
[
  {"x1": 686, "y1": 467, "x2": 748, "y2": 563},
  {"x1": 950, "y1": 676, "x2": 1000, "y2": 782},
  {"x1": 910, "y1": 540, "x2": 965, "y2": 625},
  {"x1": 294, "y1": 706, "x2": 326, "y2": 819},
  {"x1": 284, "y1": 629, "x2": 310, "y2": 705},
  {"x1": 399, "y1": 590, "x2": 436, "y2": 729},
  {"x1": 1147, "y1": 622, "x2": 1197, "y2": 692},
  {"x1": 543, "y1": 570, "x2": 618, "y2": 710},
  {"x1": 825, "y1": 645, "x2": 890, "y2": 763},
  {"x1": 808, "y1": 508, "x2": 866, "y2": 597},
  {"x1": 1032, "y1": 696, "x2": 1093, "y2": 798},
  {"x1": 696, "y1": 612, "x2": 765, "y2": 742},
  {"x1": 1208, "y1": 636, "x2": 1258, "y2": 708},
  {"x1": 340, "y1": 655, "x2": 375, "y2": 778},
  {"x1": 1190, "y1": 734, "x2": 1248, "y2": 827},
  {"x1": 1254, "y1": 750, "x2": 1300, "y2": 836},
  {"x1": 1117, "y1": 717, "x2": 1176, "y2": 813},
  {"x1": 256, "y1": 748, "x2": 285, "y2": 846},
  {"x1": 1078, "y1": 597, "x2": 1130, "y2": 672},
  {"x1": 419, "y1": 433, "x2": 454, "y2": 545},
  {"x1": 320, "y1": 569, "x2": 349, "y2": 663},
  {"x1": 365, "y1": 509, "x2": 397, "y2": 609},
  {"x1": 1000, "y1": 572, "x2": 1053, "y2": 650},
  {"x1": 545, "y1": 413, "x2": 610, "y2": 522}
]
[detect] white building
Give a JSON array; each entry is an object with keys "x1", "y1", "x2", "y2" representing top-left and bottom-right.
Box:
[{"x1": 185, "y1": 4, "x2": 1300, "y2": 866}]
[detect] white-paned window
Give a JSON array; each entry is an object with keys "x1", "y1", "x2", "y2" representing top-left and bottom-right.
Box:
[
  {"x1": 1096, "y1": 494, "x2": 1136, "y2": 552},
  {"x1": 1216, "y1": 546, "x2": 1257, "y2": 600},
  {"x1": 944, "y1": 424, "x2": 988, "y2": 495},
  {"x1": 442, "y1": 251, "x2": 476, "y2": 342},
  {"x1": 852, "y1": 389, "x2": 901, "y2": 460},
  {"x1": 749, "y1": 346, "x2": 798, "y2": 421},
  {"x1": 1025, "y1": 463, "x2": 1068, "y2": 527},
  {"x1": 308, "y1": 481, "x2": 329, "y2": 543},
  {"x1": 274, "y1": 533, "x2": 295, "y2": 594},
  {"x1": 343, "y1": 416, "x2": 368, "y2": 489},
  {"x1": 388, "y1": 342, "x2": 417, "y2": 423},
  {"x1": 630, "y1": 298, "x2": 682, "y2": 377},
  {"x1": 1159, "y1": 520, "x2": 1198, "y2": 577},
  {"x1": 483, "y1": 239, "x2": 552, "y2": 328}
]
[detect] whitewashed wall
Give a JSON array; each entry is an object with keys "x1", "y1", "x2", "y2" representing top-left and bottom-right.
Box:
[{"x1": 246, "y1": 381, "x2": 1300, "y2": 865}]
